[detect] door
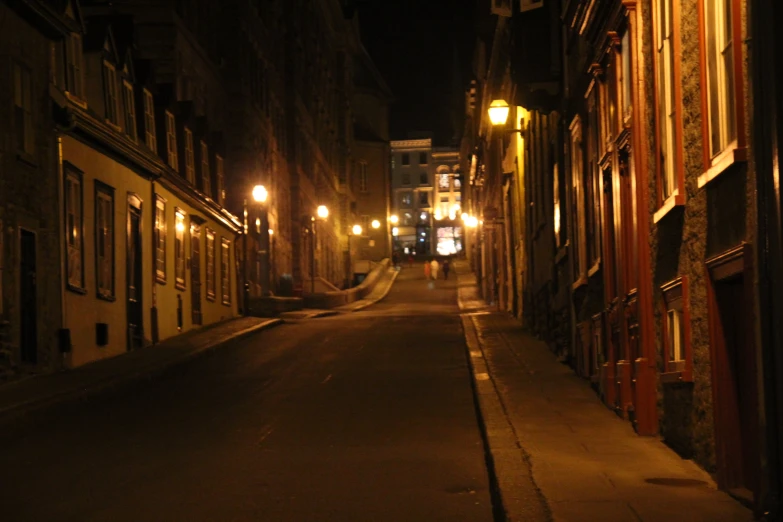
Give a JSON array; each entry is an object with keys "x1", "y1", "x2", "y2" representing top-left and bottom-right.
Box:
[
  {"x1": 20, "y1": 229, "x2": 37, "y2": 364},
  {"x1": 191, "y1": 222, "x2": 202, "y2": 325},
  {"x1": 127, "y1": 197, "x2": 143, "y2": 350}
]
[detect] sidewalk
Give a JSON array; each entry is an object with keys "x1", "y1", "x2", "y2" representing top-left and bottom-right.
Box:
[
  {"x1": 0, "y1": 316, "x2": 282, "y2": 420},
  {"x1": 456, "y1": 262, "x2": 754, "y2": 522}
]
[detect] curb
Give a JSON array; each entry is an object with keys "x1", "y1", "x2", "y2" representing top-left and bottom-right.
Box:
[
  {"x1": 460, "y1": 312, "x2": 551, "y2": 522},
  {"x1": 0, "y1": 318, "x2": 283, "y2": 421}
]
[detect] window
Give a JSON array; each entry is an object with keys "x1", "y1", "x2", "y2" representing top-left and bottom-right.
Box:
[
  {"x1": 570, "y1": 116, "x2": 586, "y2": 281},
  {"x1": 400, "y1": 192, "x2": 412, "y2": 207},
  {"x1": 402, "y1": 212, "x2": 413, "y2": 226},
  {"x1": 438, "y1": 173, "x2": 450, "y2": 190},
  {"x1": 184, "y1": 128, "x2": 195, "y2": 183},
  {"x1": 95, "y1": 182, "x2": 115, "y2": 299},
  {"x1": 654, "y1": 0, "x2": 681, "y2": 203},
  {"x1": 621, "y1": 30, "x2": 633, "y2": 123},
  {"x1": 66, "y1": 33, "x2": 84, "y2": 99},
  {"x1": 206, "y1": 228, "x2": 216, "y2": 300},
  {"x1": 361, "y1": 215, "x2": 371, "y2": 233},
  {"x1": 64, "y1": 165, "x2": 84, "y2": 291},
  {"x1": 220, "y1": 237, "x2": 231, "y2": 305},
  {"x1": 553, "y1": 162, "x2": 562, "y2": 248},
  {"x1": 401, "y1": 153, "x2": 410, "y2": 166},
  {"x1": 103, "y1": 62, "x2": 119, "y2": 125},
  {"x1": 419, "y1": 152, "x2": 427, "y2": 164},
  {"x1": 454, "y1": 176, "x2": 461, "y2": 189},
  {"x1": 175, "y1": 209, "x2": 186, "y2": 290},
  {"x1": 419, "y1": 173, "x2": 428, "y2": 185},
  {"x1": 358, "y1": 162, "x2": 368, "y2": 192},
  {"x1": 402, "y1": 172, "x2": 411, "y2": 185},
  {"x1": 418, "y1": 191, "x2": 429, "y2": 206},
  {"x1": 702, "y1": 0, "x2": 736, "y2": 160},
  {"x1": 216, "y1": 155, "x2": 225, "y2": 205},
  {"x1": 586, "y1": 87, "x2": 601, "y2": 266},
  {"x1": 143, "y1": 89, "x2": 156, "y2": 152},
  {"x1": 13, "y1": 63, "x2": 33, "y2": 155},
  {"x1": 165, "y1": 112, "x2": 178, "y2": 171},
  {"x1": 661, "y1": 276, "x2": 691, "y2": 381},
  {"x1": 154, "y1": 195, "x2": 166, "y2": 283},
  {"x1": 200, "y1": 141, "x2": 211, "y2": 196},
  {"x1": 123, "y1": 81, "x2": 137, "y2": 141}
]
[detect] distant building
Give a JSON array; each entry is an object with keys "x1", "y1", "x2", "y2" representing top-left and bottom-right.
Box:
[
  {"x1": 431, "y1": 148, "x2": 462, "y2": 256},
  {"x1": 390, "y1": 138, "x2": 433, "y2": 255}
]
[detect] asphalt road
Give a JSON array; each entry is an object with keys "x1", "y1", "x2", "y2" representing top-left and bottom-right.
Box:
[{"x1": 0, "y1": 263, "x2": 493, "y2": 522}]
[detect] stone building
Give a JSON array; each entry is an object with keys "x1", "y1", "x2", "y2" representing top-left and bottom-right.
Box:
[
  {"x1": 431, "y1": 148, "x2": 462, "y2": 257},
  {"x1": 351, "y1": 48, "x2": 393, "y2": 263},
  {"x1": 463, "y1": 0, "x2": 781, "y2": 515}
]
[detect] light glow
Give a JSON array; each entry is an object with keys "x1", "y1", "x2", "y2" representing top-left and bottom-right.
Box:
[
  {"x1": 488, "y1": 99, "x2": 510, "y2": 126},
  {"x1": 371, "y1": 219, "x2": 381, "y2": 229},
  {"x1": 352, "y1": 224, "x2": 362, "y2": 235},
  {"x1": 392, "y1": 227, "x2": 399, "y2": 237},
  {"x1": 317, "y1": 205, "x2": 329, "y2": 219},
  {"x1": 252, "y1": 184, "x2": 268, "y2": 203},
  {"x1": 390, "y1": 214, "x2": 399, "y2": 224}
]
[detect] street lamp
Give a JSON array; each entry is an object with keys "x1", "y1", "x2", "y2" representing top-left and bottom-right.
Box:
[
  {"x1": 309, "y1": 206, "x2": 329, "y2": 294},
  {"x1": 488, "y1": 99, "x2": 510, "y2": 126},
  {"x1": 348, "y1": 224, "x2": 362, "y2": 287},
  {"x1": 371, "y1": 219, "x2": 380, "y2": 229},
  {"x1": 390, "y1": 214, "x2": 399, "y2": 225},
  {"x1": 243, "y1": 184, "x2": 270, "y2": 316}
]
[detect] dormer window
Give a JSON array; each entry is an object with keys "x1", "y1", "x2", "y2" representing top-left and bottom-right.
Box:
[
  {"x1": 165, "y1": 111, "x2": 178, "y2": 171},
  {"x1": 123, "y1": 80, "x2": 137, "y2": 141},
  {"x1": 184, "y1": 128, "x2": 195, "y2": 183},
  {"x1": 66, "y1": 33, "x2": 84, "y2": 99},
  {"x1": 200, "y1": 141, "x2": 211, "y2": 196},
  {"x1": 143, "y1": 89, "x2": 156, "y2": 152},
  {"x1": 103, "y1": 62, "x2": 119, "y2": 125}
]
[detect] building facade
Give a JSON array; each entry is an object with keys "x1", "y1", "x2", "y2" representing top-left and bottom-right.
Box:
[
  {"x1": 463, "y1": 0, "x2": 781, "y2": 515},
  {"x1": 390, "y1": 138, "x2": 434, "y2": 256},
  {"x1": 431, "y1": 148, "x2": 463, "y2": 256}
]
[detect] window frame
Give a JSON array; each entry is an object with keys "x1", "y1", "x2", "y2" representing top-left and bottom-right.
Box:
[
  {"x1": 358, "y1": 162, "x2": 368, "y2": 192},
  {"x1": 174, "y1": 208, "x2": 186, "y2": 290},
  {"x1": 200, "y1": 141, "x2": 211, "y2": 197},
  {"x1": 419, "y1": 152, "x2": 427, "y2": 165},
  {"x1": 184, "y1": 127, "x2": 195, "y2": 183},
  {"x1": 94, "y1": 181, "x2": 116, "y2": 300},
  {"x1": 205, "y1": 227, "x2": 216, "y2": 300},
  {"x1": 64, "y1": 163, "x2": 85, "y2": 293},
  {"x1": 660, "y1": 276, "x2": 692, "y2": 382},
  {"x1": 154, "y1": 194, "x2": 167, "y2": 284},
  {"x1": 165, "y1": 111, "x2": 178, "y2": 171},
  {"x1": 143, "y1": 89, "x2": 156, "y2": 153},
  {"x1": 418, "y1": 191, "x2": 429, "y2": 206},
  {"x1": 402, "y1": 172, "x2": 411, "y2": 185},
  {"x1": 66, "y1": 33, "x2": 84, "y2": 101},
  {"x1": 216, "y1": 155, "x2": 225, "y2": 206},
  {"x1": 103, "y1": 61, "x2": 120, "y2": 126},
  {"x1": 122, "y1": 80, "x2": 137, "y2": 141},
  {"x1": 697, "y1": 0, "x2": 747, "y2": 188},
  {"x1": 652, "y1": 0, "x2": 686, "y2": 221},
  {"x1": 401, "y1": 153, "x2": 410, "y2": 166},
  {"x1": 13, "y1": 62, "x2": 34, "y2": 156},
  {"x1": 570, "y1": 115, "x2": 587, "y2": 286},
  {"x1": 220, "y1": 237, "x2": 231, "y2": 306}
]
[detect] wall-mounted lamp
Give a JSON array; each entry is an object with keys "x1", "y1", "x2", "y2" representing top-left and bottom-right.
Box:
[{"x1": 488, "y1": 99, "x2": 527, "y2": 133}]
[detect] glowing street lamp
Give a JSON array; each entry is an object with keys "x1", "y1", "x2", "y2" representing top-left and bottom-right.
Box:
[
  {"x1": 352, "y1": 224, "x2": 363, "y2": 236},
  {"x1": 244, "y1": 184, "x2": 272, "y2": 314},
  {"x1": 371, "y1": 219, "x2": 381, "y2": 229},
  {"x1": 390, "y1": 214, "x2": 399, "y2": 225},
  {"x1": 252, "y1": 184, "x2": 268, "y2": 203},
  {"x1": 488, "y1": 99, "x2": 510, "y2": 126},
  {"x1": 317, "y1": 205, "x2": 329, "y2": 220}
]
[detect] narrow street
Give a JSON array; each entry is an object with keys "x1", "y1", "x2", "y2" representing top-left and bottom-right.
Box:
[{"x1": 0, "y1": 265, "x2": 495, "y2": 522}]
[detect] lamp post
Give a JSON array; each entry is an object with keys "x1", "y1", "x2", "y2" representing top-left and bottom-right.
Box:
[
  {"x1": 348, "y1": 224, "x2": 362, "y2": 287},
  {"x1": 389, "y1": 214, "x2": 399, "y2": 256},
  {"x1": 243, "y1": 184, "x2": 268, "y2": 316},
  {"x1": 310, "y1": 205, "x2": 329, "y2": 294}
]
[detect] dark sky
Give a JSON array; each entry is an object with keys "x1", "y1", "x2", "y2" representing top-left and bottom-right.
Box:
[{"x1": 357, "y1": 0, "x2": 477, "y2": 146}]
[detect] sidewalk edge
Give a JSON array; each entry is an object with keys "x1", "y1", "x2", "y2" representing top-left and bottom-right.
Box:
[
  {"x1": 0, "y1": 318, "x2": 283, "y2": 421},
  {"x1": 461, "y1": 312, "x2": 552, "y2": 522}
]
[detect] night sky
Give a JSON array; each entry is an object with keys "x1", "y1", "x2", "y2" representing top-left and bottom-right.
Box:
[{"x1": 357, "y1": 0, "x2": 478, "y2": 146}]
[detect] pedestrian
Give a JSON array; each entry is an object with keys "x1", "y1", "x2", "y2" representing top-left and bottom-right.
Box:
[
  {"x1": 430, "y1": 259, "x2": 440, "y2": 280},
  {"x1": 408, "y1": 253, "x2": 414, "y2": 268},
  {"x1": 442, "y1": 259, "x2": 451, "y2": 280},
  {"x1": 424, "y1": 260, "x2": 431, "y2": 280},
  {"x1": 392, "y1": 251, "x2": 399, "y2": 268}
]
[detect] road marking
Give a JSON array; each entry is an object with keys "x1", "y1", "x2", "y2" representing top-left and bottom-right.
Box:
[
  {"x1": 475, "y1": 372, "x2": 490, "y2": 381},
  {"x1": 321, "y1": 374, "x2": 332, "y2": 384}
]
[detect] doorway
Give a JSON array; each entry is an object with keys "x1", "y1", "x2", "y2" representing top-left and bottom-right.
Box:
[
  {"x1": 19, "y1": 229, "x2": 37, "y2": 364},
  {"x1": 708, "y1": 247, "x2": 760, "y2": 503},
  {"x1": 127, "y1": 196, "x2": 143, "y2": 350},
  {"x1": 191, "y1": 221, "x2": 202, "y2": 325}
]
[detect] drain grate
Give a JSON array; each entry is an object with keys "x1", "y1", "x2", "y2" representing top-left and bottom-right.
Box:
[{"x1": 645, "y1": 478, "x2": 708, "y2": 487}]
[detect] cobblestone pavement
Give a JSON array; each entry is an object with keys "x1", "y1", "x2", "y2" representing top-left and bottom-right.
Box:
[{"x1": 456, "y1": 261, "x2": 754, "y2": 522}]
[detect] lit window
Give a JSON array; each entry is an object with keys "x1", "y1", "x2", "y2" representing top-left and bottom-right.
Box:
[
  {"x1": 221, "y1": 237, "x2": 231, "y2": 305},
  {"x1": 123, "y1": 81, "x2": 137, "y2": 140},
  {"x1": 175, "y1": 210, "x2": 186, "y2": 289},
  {"x1": 143, "y1": 89, "x2": 156, "y2": 152},
  {"x1": 64, "y1": 165, "x2": 84, "y2": 290},
  {"x1": 13, "y1": 63, "x2": 33, "y2": 155},
  {"x1": 155, "y1": 195, "x2": 166, "y2": 283},
  {"x1": 206, "y1": 228, "x2": 216, "y2": 300},
  {"x1": 165, "y1": 112, "x2": 178, "y2": 171},
  {"x1": 661, "y1": 276, "x2": 691, "y2": 380},
  {"x1": 654, "y1": 0, "x2": 679, "y2": 200},
  {"x1": 184, "y1": 128, "x2": 195, "y2": 183},
  {"x1": 438, "y1": 173, "x2": 450, "y2": 190},
  {"x1": 400, "y1": 192, "x2": 412, "y2": 207},
  {"x1": 103, "y1": 62, "x2": 119, "y2": 125},
  {"x1": 667, "y1": 309, "x2": 684, "y2": 363},
  {"x1": 95, "y1": 182, "x2": 115, "y2": 299},
  {"x1": 702, "y1": 0, "x2": 736, "y2": 158}
]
